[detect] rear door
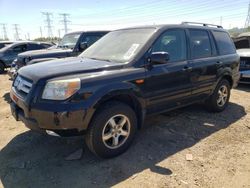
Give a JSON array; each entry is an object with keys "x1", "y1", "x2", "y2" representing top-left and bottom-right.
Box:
[
  {"x1": 187, "y1": 29, "x2": 218, "y2": 98},
  {"x1": 145, "y1": 29, "x2": 193, "y2": 114}
]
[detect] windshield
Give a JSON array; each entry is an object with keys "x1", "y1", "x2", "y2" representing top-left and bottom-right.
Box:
[
  {"x1": 58, "y1": 33, "x2": 81, "y2": 49},
  {"x1": 80, "y1": 28, "x2": 156, "y2": 63}
]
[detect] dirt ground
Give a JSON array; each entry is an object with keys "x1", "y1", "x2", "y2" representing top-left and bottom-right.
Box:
[{"x1": 0, "y1": 74, "x2": 249, "y2": 188}]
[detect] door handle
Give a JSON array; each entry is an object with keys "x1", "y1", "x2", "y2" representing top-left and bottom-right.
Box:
[{"x1": 182, "y1": 66, "x2": 192, "y2": 72}]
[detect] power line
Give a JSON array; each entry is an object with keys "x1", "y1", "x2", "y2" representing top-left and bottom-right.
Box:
[
  {"x1": 59, "y1": 13, "x2": 71, "y2": 34},
  {"x1": 0, "y1": 23, "x2": 8, "y2": 40},
  {"x1": 41, "y1": 12, "x2": 53, "y2": 38},
  {"x1": 13, "y1": 24, "x2": 20, "y2": 40},
  {"x1": 71, "y1": 1, "x2": 247, "y2": 27}
]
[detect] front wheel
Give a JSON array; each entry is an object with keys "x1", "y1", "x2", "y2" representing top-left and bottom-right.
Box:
[
  {"x1": 205, "y1": 79, "x2": 231, "y2": 112},
  {"x1": 85, "y1": 101, "x2": 137, "y2": 158}
]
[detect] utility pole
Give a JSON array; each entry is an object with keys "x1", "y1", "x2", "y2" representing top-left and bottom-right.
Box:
[
  {"x1": 220, "y1": 16, "x2": 223, "y2": 26},
  {"x1": 13, "y1": 24, "x2": 20, "y2": 40},
  {"x1": 41, "y1": 12, "x2": 53, "y2": 38},
  {"x1": 245, "y1": 2, "x2": 250, "y2": 28},
  {"x1": 0, "y1": 23, "x2": 8, "y2": 40},
  {"x1": 59, "y1": 13, "x2": 70, "y2": 34},
  {"x1": 40, "y1": 26, "x2": 43, "y2": 38}
]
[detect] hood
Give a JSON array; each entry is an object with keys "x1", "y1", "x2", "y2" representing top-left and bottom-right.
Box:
[
  {"x1": 18, "y1": 57, "x2": 123, "y2": 82},
  {"x1": 19, "y1": 48, "x2": 73, "y2": 59},
  {"x1": 237, "y1": 49, "x2": 250, "y2": 57}
]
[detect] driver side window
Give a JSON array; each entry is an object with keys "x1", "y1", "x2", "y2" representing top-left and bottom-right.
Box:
[
  {"x1": 13, "y1": 44, "x2": 27, "y2": 53},
  {"x1": 152, "y1": 29, "x2": 187, "y2": 62}
]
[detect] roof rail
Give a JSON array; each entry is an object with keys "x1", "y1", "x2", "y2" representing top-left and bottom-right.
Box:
[{"x1": 182, "y1": 22, "x2": 223, "y2": 29}]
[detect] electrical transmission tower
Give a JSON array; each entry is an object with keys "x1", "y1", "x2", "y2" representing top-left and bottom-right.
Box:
[
  {"x1": 59, "y1": 13, "x2": 71, "y2": 34},
  {"x1": 0, "y1": 23, "x2": 8, "y2": 40},
  {"x1": 245, "y1": 2, "x2": 250, "y2": 28},
  {"x1": 13, "y1": 24, "x2": 20, "y2": 40},
  {"x1": 41, "y1": 12, "x2": 53, "y2": 38}
]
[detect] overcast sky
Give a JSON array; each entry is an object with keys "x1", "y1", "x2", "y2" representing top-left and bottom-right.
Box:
[{"x1": 0, "y1": 0, "x2": 249, "y2": 40}]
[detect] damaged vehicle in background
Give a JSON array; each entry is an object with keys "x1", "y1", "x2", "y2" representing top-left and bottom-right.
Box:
[
  {"x1": 8, "y1": 31, "x2": 109, "y2": 79},
  {"x1": 232, "y1": 32, "x2": 250, "y2": 83},
  {"x1": 0, "y1": 41, "x2": 52, "y2": 73}
]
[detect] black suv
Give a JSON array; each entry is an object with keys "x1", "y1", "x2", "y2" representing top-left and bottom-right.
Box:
[
  {"x1": 8, "y1": 31, "x2": 109, "y2": 78},
  {"x1": 0, "y1": 41, "x2": 52, "y2": 73},
  {"x1": 10, "y1": 22, "x2": 240, "y2": 158}
]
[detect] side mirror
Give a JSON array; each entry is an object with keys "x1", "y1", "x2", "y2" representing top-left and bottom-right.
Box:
[
  {"x1": 150, "y1": 52, "x2": 169, "y2": 64},
  {"x1": 79, "y1": 42, "x2": 88, "y2": 51}
]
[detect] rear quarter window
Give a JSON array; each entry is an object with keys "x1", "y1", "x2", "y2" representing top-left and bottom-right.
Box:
[{"x1": 213, "y1": 31, "x2": 236, "y2": 55}]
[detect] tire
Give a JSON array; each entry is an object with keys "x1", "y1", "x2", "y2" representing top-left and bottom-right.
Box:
[
  {"x1": 205, "y1": 79, "x2": 231, "y2": 112},
  {"x1": 85, "y1": 101, "x2": 137, "y2": 158},
  {"x1": 0, "y1": 63, "x2": 5, "y2": 74}
]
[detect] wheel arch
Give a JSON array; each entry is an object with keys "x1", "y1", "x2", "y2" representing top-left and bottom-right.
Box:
[{"x1": 92, "y1": 90, "x2": 146, "y2": 130}]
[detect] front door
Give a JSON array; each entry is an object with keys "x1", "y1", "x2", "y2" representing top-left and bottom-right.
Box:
[{"x1": 144, "y1": 29, "x2": 192, "y2": 114}]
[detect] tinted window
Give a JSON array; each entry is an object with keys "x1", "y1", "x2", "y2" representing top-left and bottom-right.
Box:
[
  {"x1": 28, "y1": 43, "x2": 44, "y2": 50},
  {"x1": 152, "y1": 29, "x2": 187, "y2": 62},
  {"x1": 189, "y1": 30, "x2": 212, "y2": 59},
  {"x1": 13, "y1": 44, "x2": 27, "y2": 53},
  {"x1": 41, "y1": 43, "x2": 52, "y2": 48},
  {"x1": 81, "y1": 35, "x2": 102, "y2": 46},
  {"x1": 213, "y1": 31, "x2": 236, "y2": 55}
]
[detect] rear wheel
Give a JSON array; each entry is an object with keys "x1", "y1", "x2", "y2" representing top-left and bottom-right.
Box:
[
  {"x1": 85, "y1": 101, "x2": 137, "y2": 158},
  {"x1": 0, "y1": 63, "x2": 5, "y2": 74},
  {"x1": 205, "y1": 79, "x2": 231, "y2": 112}
]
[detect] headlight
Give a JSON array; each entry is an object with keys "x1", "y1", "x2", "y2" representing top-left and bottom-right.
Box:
[
  {"x1": 11, "y1": 59, "x2": 17, "y2": 67},
  {"x1": 42, "y1": 78, "x2": 81, "y2": 100}
]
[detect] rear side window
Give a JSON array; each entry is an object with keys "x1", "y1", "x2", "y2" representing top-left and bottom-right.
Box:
[
  {"x1": 189, "y1": 29, "x2": 212, "y2": 59},
  {"x1": 213, "y1": 31, "x2": 236, "y2": 55}
]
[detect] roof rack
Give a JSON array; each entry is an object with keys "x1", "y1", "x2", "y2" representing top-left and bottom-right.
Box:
[{"x1": 182, "y1": 22, "x2": 223, "y2": 29}]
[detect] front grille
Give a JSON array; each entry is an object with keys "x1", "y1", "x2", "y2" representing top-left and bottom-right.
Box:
[
  {"x1": 240, "y1": 57, "x2": 250, "y2": 71},
  {"x1": 13, "y1": 75, "x2": 33, "y2": 97}
]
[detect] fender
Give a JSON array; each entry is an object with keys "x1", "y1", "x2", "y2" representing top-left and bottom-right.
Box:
[{"x1": 79, "y1": 81, "x2": 147, "y2": 130}]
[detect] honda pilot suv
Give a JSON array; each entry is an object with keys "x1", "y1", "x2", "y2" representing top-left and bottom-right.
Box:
[{"x1": 10, "y1": 22, "x2": 240, "y2": 158}]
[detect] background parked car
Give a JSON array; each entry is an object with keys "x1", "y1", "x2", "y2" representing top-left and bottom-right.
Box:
[
  {"x1": 233, "y1": 33, "x2": 250, "y2": 83},
  {"x1": 0, "y1": 41, "x2": 14, "y2": 49},
  {"x1": 237, "y1": 49, "x2": 250, "y2": 83},
  {"x1": 0, "y1": 41, "x2": 52, "y2": 73},
  {"x1": 8, "y1": 31, "x2": 109, "y2": 79},
  {"x1": 232, "y1": 32, "x2": 250, "y2": 49}
]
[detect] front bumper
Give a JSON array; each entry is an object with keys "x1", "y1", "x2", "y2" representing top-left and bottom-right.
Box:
[
  {"x1": 239, "y1": 70, "x2": 250, "y2": 84},
  {"x1": 10, "y1": 88, "x2": 90, "y2": 136}
]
